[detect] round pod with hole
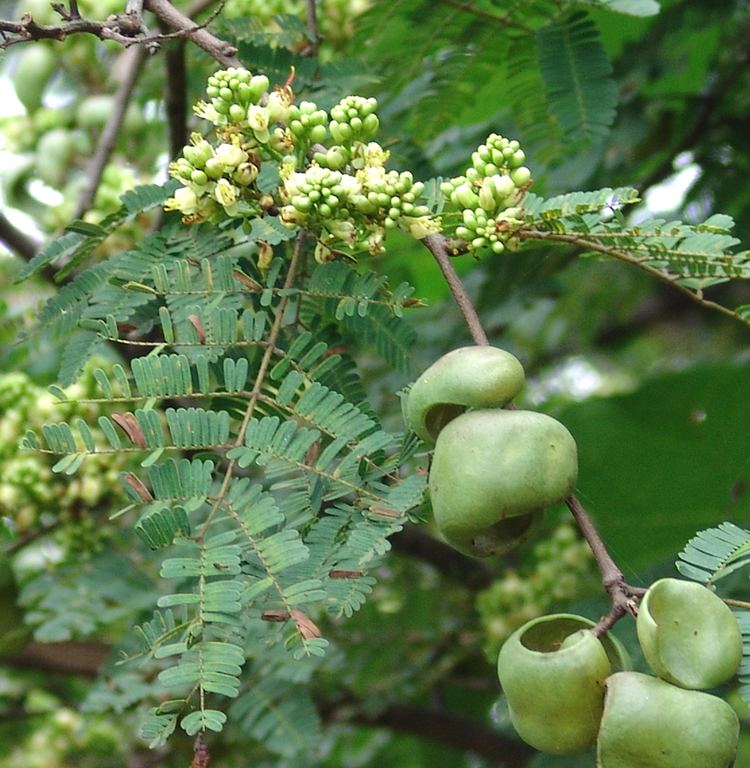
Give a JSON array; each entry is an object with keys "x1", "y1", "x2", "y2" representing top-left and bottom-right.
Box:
[
  {"x1": 430, "y1": 409, "x2": 577, "y2": 557},
  {"x1": 405, "y1": 346, "x2": 525, "y2": 445},
  {"x1": 597, "y1": 672, "x2": 739, "y2": 767},
  {"x1": 636, "y1": 578, "x2": 742, "y2": 689},
  {"x1": 497, "y1": 614, "x2": 628, "y2": 755}
]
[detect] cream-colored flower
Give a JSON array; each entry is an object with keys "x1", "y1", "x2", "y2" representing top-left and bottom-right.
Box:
[
  {"x1": 283, "y1": 172, "x2": 307, "y2": 199},
  {"x1": 266, "y1": 90, "x2": 291, "y2": 123},
  {"x1": 215, "y1": 143, "x2": 247, "y2": 169},
  {"x1": 214, "y1": 179, "x2": 239, "y2": 210},
  {"x1": 193, "y1": 100, "x2": 221, "y2": 124},
  {"x1": 360, "y1": 165, "x2": 387, "y2": 190},
  {"x1": 280, "y1": 205, "x2": 303, "y2": 226},
  {"x1": 363, "y1": 141, "x2": 390, "y2": 167},
  {"x1": 338, "y1": 173, "x2": 362, "y2": 198},
  {"x1": 367, "y1": 227, "x2": 385, "y2": 253},
  {"x1": 257, "y1": 241, "x2": 274, "y2": 271},
  {"x1": 166, "y1": 186, "x2": 199, "y2": 216},
  {"x1": 326, "y1": 219, "x2": 356, "y2": 244},
  {"x1": 399, "y1": 215, "x2": 442, "y2": 240},
  {"x1": 247, "y1": 105, "x2": 270, "y2": 142},
  {"x1": 315, "y1": 242, "x2": 334, "y2": 264}
]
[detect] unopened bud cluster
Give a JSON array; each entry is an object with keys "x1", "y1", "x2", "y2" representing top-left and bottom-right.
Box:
[
  {"x1": 165, "y1": 67, "x2": 439, "y2": 257},
  {"x1": 166, "y1": 68, "x2": 532, "y2": 260},
  {"x1": 1, "y1": 364, "x2": 131, "y2": 542},
  {"x1": 441, "y1": 134, "x2": 532, "y2": 254}
]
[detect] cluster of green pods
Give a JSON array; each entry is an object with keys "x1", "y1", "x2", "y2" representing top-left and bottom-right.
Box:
[
  {"x1": 405, "y1": 346, "x2": 578, "y2": 557},
  {"x1": 497, "y1": 580, "x2": 742, "y2": 766}
]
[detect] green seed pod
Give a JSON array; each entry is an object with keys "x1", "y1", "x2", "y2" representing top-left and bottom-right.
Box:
[
  {"x1": 76, "y1": 95, "x2": 144, "y2": 132},
  {"x1": 405, "y1": 346, "x2": 525, "y2": 445},
  {"x1": 597, "y1": 672, "x2": 739, "y2": 767},
  {"x1": 35, "y1": 128, "x2": 75, "y2": 187},
  {"x1": 497, "y1": 614, "x2": 620, "y2": 755},
  {"x1": 636, "y1": 578, "x2": 742, "y2": 689},
  {"x1": 12, "y1": 44, "x2": 56, "y2": 113},
  {"x1": 430, "y1": 409, "x2": 577, "y2": 557}
]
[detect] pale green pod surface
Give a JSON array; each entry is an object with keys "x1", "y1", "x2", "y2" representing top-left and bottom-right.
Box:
[
  {"x1": 12, "y1": 44, "x2": 56, "y2": 114},
  {"x1": 35, "y1": 128, "x2": 76, "y2": 188},
  {"x1": 430, "y1": 409, "x2": 577, "y2": 557},
  {"x1": 497, "y1": 614, "x2": 612, "y2": 755},
  {"x1": 597, "y1": 672, "x2": 739, "y2": 768},
  {"x1": 405, "y1": 346, "x2": 525, "y2": 445},
  {"x1": 637, "y1": 578, "x2": 742, "y2": 689}
]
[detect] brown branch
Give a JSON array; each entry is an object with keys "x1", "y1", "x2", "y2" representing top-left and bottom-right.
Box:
[
  {"x1": 144, "y1": 0, "x2": 240, "y2": 67},
  {"x1": 1, "y1": 0, "x2": 233, "y2": 63},
  {"x1": 163, "y1": 39, "x2": 188, "y2": 157},
  {"x1": 74, "y1": 45, "x2": 148, "y2": 219},
  {"x1": 565, "y1": 495, "x2": 643, "y2": 634},
  {"x1": 0, "y1": 211, "x2": 39, "y2": 262},
  {"x1": 518, "y1": 228, "x2": 746, "y2": 326},
  {"x1": 0, "y1": 12, "x2": 150, "y2": 49},
  {"x1": 305, "y1": 0, "x2": 319, "y2": 57},
  {"x1": 4, "y1": 640, "x2": 110, "y2": 676},
  {"x1": 326, "y1": 698, "x2": 533, "y2": 767},
  {"x1": 422, "y1": 234, "x2": 488, "y2": 345}
]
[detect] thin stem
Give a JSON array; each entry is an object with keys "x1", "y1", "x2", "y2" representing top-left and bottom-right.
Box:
[
  {"x1": 198, "y1": 233, "x2": 305, "y2": 536},
  {"x1": 724, "y1": 598, "x2": 750, "y2": 610},
  {"x1": 74, "y1": 45, "x2": 147, "y2": 218},
  {"x1": 438, "y1": 0, "x2": 534, "y2": 34},
  {"x1": 144, "y1": 0, "x2": 240, "y2": 67},
  {"x1": 518, "y1": 228, "x2": 745, "y2": 326},
  {"x1": 422, "y1": 234, "x2": 488, "y2": 345},
  {"x1": 305, "y1": 0, "x2": 319, "y2": 56},
  {"x1": 565, "y1": 495, "x2": 622, "y2": 588}
]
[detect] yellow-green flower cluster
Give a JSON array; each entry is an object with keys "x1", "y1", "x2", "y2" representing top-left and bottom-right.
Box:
[
  {"x1": 167, "y1": 133, "x2": 261, "y2": 220},
  {"x1": 200, "y1": 68, "x2": 270, "y2": 128},
  {"x1": 279, "y1": 146, "x2": 438, "y2": 256},
  {"x1": 0, "y1": 365, "x2": 131, "y2": 539},
  {"x1": 441, "y1": 133, "x2": 532, "y2": 254},
  {"x1": 166, "y1": 68, "x2": 439, "y2": 254},
  {"x1": 328, "y1": 96, "x2": 379, "y2": 145},
  {"x1": 476, "y1": 522, "x2": 597, "y2": 662}
]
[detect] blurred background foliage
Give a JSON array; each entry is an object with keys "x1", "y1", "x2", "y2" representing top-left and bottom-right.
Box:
[{"x1": 0, "y1": 0, "x2": 749, "y2": 765}]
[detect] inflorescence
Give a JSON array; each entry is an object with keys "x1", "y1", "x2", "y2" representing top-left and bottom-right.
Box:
[{"x1": 165, "y1": 67, "x2": 533, "y2": 260}]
